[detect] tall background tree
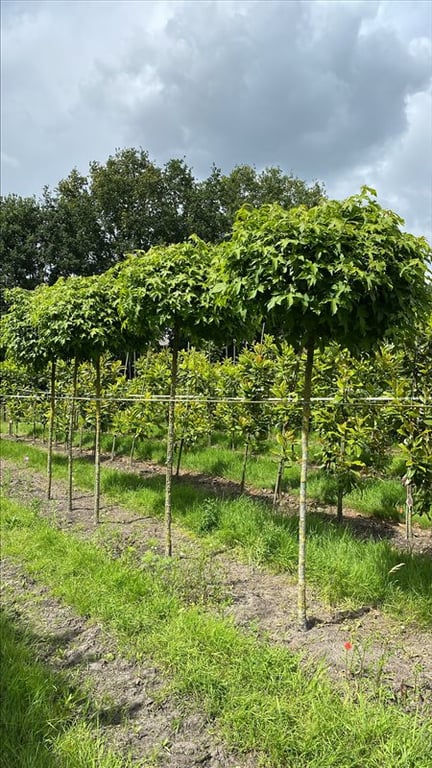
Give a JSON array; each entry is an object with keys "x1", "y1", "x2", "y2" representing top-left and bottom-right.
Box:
[
  {"x1": 0, "y1": 195, "x2": 44, "y2": 306},
  {"x1": 1, "y1": 147, "x2": 326, "y2": 307},
  {"x1": 40, "y1": 169, "x2": 109, "y2": 282}
]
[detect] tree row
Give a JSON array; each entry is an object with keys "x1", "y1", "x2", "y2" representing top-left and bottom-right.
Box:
[{"x1": 2, "y1": 186, "x2": 431, "y2": 630}]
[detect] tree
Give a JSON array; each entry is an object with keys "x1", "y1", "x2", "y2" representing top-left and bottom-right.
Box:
[
  {"x1": 117, "y1": 237, "x2": 240, "y2": 555},
  {"x1": 193, "y1": 164, "x2": 325, "y2": 243},
  {"x1": 392, "y1": 314, "x2": 432, "y2": 528},
  {"x1": 89, "y1": 148, "x2": 197, "y2": 259},
  {"x1": 2, "y1": 286, "x2": 57, "y2": 497},
  {"x1": 0, "y1": 195, "x2": 44, "y2": 306},
  {"x1": 221, "y1": 187, "x2": 431, "y2": 629},
  {"x1": 40, "y1": 169, "x2": 109, "y2": 282},
  {"x1": 32, "y1": 273, "x2": 130, "y2": 520}
]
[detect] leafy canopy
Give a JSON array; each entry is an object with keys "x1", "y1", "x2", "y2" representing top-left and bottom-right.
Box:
[
  {"x1": 117, "y1": 237, "x2": 243, "y2": 346},
  {"x1": 223, "y1": 187, "x2": 431, "y2": 350}
]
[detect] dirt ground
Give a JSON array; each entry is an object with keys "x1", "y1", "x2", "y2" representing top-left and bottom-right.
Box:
[
  {"x1": 1, "y1": 558, "x2": 255, "y2": 768},
  {"x1": 1, "y1": 445, "x2": 431, "y2": 765}
]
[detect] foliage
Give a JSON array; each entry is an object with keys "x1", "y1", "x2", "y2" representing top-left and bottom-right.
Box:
[{"x1": 0, "y1": 195, "x2": 44, "y2": 307}]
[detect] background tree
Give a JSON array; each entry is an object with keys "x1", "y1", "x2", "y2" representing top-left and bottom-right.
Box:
[
  {"x1": 0, "y1": 195, "x2": 44, "y2": 307},
  {"x1": 90, "y1": 148, "x2": 207, "y2": 261},
  {"x1": 40, "y1": 170, "x2": 109, "y2": 283}
]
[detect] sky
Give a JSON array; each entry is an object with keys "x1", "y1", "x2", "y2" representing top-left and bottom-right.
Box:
[{"x1": 1, "y1": 0, "x2": 431, "y2": 241}]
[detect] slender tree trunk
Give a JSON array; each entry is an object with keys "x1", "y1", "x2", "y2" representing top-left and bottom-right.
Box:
[
  {"x1": 175, "y1": 437, "x2": 184, "y2": 477},
  {"x1": 298, "y1": 341, "x2": 314, "y2": 631},
  {"x1": 47, "y1": 360, "x2": 56, "y2": 500},
  {"x1": 110, "y1": 434, "x2": 116, "y2": 461},
  {"x1": 94, "y1": 356, "x2": 101, "y2": 525},
  {"x1": 405, "y1": 483, "x2": 413, "y2": 542},
  {"x1": 336, "y1": 431, "x2": 346, "y2": 523},
  {"x1": 273, "y1": 456, "x2": 285, "y2": 509},
  {"x1": 67, "y1": 358, "x2": 78, "y2": 514},
  {"x1": 165, "y1": 327, "x2": 179, "y2": 556},
  {"x1": 240, "y1": 436, "x2": 250, "y2": 493},
  {"x1": 336, "y1": 485, "x2": 344, "y2": 524},
  {"x1": 130, "y1": 435, "x2": 136, "y2": 466}
]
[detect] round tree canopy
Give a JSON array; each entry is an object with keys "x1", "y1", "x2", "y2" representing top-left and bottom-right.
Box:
[
  {"x1": 224, "y1": 187, "x2": 431, "y2": 351},
  {"x1": 31, "y1": 272, "x2": 129, "y2": 362},
  {"x1": 117, "y1": 237, "x2": 244, "y2": 347}
]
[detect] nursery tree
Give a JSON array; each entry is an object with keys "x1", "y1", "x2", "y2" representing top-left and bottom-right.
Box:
[
  {"x1": 2, "y1": 287, "x2": 57, "y2": 496},
  {"x1": 117, "y1": 237, "x2": 242, "y2": 555},
  {"x1": 313, "y1": 345, "x2": 391, "y2": 522},
  {"x1": 393, "y1": 314, "x2": 432, "y2": 527},
  {"x1": 222, "y1": 187, "x2": 431, "y2": 629},
  {"x1": 32, "y1": 273, "x2": 129, "y2": 521}
]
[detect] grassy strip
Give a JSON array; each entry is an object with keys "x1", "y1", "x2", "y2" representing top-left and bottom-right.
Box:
[
  {"x1": 2, "y1": 495, "x2": 431, "y2": 768},
  {"x1": 0, "y1": 605, "x2": 138, "y2": 768},
  {"x1": 2, "y1": 440, "x2": 432, "y2": 627},
  {"x1": 100, "y1": 432, "x2": 419, "y2": 523},
  {"x1": 6, "y1": 423, "x2": 426, "y2": 526}
]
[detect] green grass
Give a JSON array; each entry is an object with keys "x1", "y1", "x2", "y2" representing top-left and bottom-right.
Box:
[
  {"x1": 4, "y1": 423, "x2": 429, "y2": 526},
  {"x1": 0, "y1": 605, "x2": 139, "y2": 768},
  {"x1": 2, "y1": 439, "x2": 432, "y2": 627},
  {"x1": 1, "y1": 495, "x2": 431, "y2": 768}
]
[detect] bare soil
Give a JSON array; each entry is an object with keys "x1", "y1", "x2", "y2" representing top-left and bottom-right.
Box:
[{"x1": 1, "y1": 442, "x2": 432, "y2": 763}]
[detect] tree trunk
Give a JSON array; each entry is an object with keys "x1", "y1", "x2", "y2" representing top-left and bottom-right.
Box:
[
  {"x1": 93, "y1": 356, "x2": 101, "y2": 525},
  {"x1": 47, "y1": 360, "x2": 56, "y2": 500},
  {"x1": 110, "y1": 434, "x2": 116, "y2": 461},
  {"x1": 405, "y1": 482, "x2": 413, "y2": 543},
  {"x1": 175, "y1": 437, "x2": 184, "y2": 477},
  {"x1": 273, "y1": 456, "x2": 285, "y2": 509},
  {"x1": 298, "y1": 341, "x2": 314, "y2": 631},
  {"x1": 165, "y1": 327, "x2": 179, "y2": 556},
  {"x1": 336, "y1": 485, "x2": 344, "y2": 524},
  {"x1": 240, "y1": 436, "x2": 250, "y2": 493},
  {"x1": 67, "y1": 358, "x2": 78, "y2": 514},
  {"x1": 130, "y1": 434, "x2": 136, "y2": 466}
]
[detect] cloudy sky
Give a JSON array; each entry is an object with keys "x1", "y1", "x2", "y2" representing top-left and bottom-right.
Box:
[{"x1": 1, "y1": 0, "x2": 431, "y2": 240}]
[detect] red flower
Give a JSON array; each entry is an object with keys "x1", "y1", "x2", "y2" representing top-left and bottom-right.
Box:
[{"x1": 344, "y1": 641, "x2": 353, "y2": 651}]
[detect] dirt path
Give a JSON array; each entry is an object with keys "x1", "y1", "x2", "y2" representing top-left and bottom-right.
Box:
[
  {"x1": 1, "y1": 558, "x2": 255, "y2": 768},
  {"x1": 1, "y1": 452, "x2": 431, "y2": 721}
]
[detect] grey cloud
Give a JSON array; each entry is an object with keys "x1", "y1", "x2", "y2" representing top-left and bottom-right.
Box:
[
  {"x1": 93, "y1": 0, "x2": 429, "y2": 181},
  {"x1": 1, "y1": 0, "x2": 431, "y2": 240}
]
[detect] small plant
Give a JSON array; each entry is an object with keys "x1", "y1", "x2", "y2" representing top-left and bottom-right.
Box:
[{"x1": 198, "y1": 497, "x2": 221, "y2": 533}]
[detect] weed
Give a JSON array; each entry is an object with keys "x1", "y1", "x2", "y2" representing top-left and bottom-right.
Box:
[{"x1": 198, "y1": 497, "x2": 221, "y2": 533}]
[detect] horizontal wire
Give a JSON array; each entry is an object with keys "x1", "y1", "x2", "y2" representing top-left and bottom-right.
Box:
[{"x1": 2, "y1": 392, "x2": 431, "y2": 407}]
